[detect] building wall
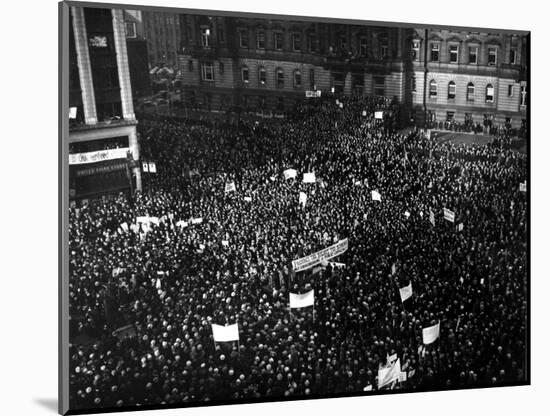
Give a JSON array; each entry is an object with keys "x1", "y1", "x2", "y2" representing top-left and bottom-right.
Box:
[{"x1": 142, "y1": 11, "x2": 181, "y2": 67}]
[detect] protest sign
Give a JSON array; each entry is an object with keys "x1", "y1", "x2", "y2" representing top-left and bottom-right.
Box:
[
  {"x1": 283, "y1": 169, "x2": 297, "y2": 180},
  {"x1": 211, "y1": 323, "x2": 239, "y2": 342},
  {"x1": 378, "y1": 358, "x2": 401, "y2": 389},
  {"x1": 244, "y1": 196, "x2": 252, "y2": 202},
  {"x1": 457, "y1": 223, "x2": 464, "y2": 232},
  {"x1": 142, "y1": 161, "x2": 149, "y2": 172},
  {"x1": 190, "y1": 218, "x2": 203, "y2": 224},
  {"x1": 176, "y1": 220, "x2": 189, "y2": 228},
  {"x1": 303, "y1": 172, "x2": 316, "y2": 183},
  {"x1": 399, "y1": 282, "x2": 413, "y2": 302},
  {"x1": 225, "y1": 181, "x2": 236, "y2": 193},
  {"x1": 292, "y1": 239, "x2": 348, "y2": 272},
  {"x1": 375, "y1": 111, "x2": 384, "y2": 119},
  {"x1": 371, "y1": 190, "x2": 382, "y2": 201},
  {"x1": 422, "y1": 322, "x2": 441, "y2": 345},
  {"x1": 520, "y1": 181, "x2": 527, "y2": 192},
  {"x1": 289, "y1": 290, "x2": 315, "y2": 308},
  {"x1": 120, "y1": 222, "x2": 128, "y2": 232},
  {"x1": 299, "y1": 191, "x2": 307, "y2": 208},
  {"x1": 148, "y1": 162, "x2": 157, "y2": 173}
]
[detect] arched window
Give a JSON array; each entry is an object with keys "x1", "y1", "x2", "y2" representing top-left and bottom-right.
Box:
[
  {"x1": 448, "y1": 81, "x2": 456, "y2": 99},
  {"x1": 258, "y1": 66, "x2": 266, "y2": 85},
  {"x1": 276, "y1": 68, "x2": 284, "y2": 88},
  {"x1": 486, "y1": 84, "x2": 494, "y2": 102},
  {"x1": 241, "y1": 65, "x2": 249, "y2": 83},
  {"x1": 467, "y1": 82, "x2": 475, "y2": 101},
  {"x1": 293, "y1": 69, "x2": 302, "y2": 88},
  {"x1": 429, "y1": 80, "x2": 437, "y2": 97}
]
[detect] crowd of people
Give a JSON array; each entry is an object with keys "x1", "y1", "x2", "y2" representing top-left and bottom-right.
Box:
[{"x1": 68, "y1": 94, "x2": 528, "y2": 410}]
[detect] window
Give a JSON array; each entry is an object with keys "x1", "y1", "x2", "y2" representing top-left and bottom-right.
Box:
[
  {"x1": 520, "y1": 85, "x2": 527, "y2": 106},
  {"x1": 218, "y1": 23, "x2": 225, "y2": 43},
  {"x1": 467, "y1": 82, "x2": 475, "y2": 101},
  {"x1": 374, "y1": 76, "x2": 385, "y2": 96},
  {"x1": 292, "y1": 33, "x2": 302, "y2": 51},
  {"x1": 239, "y1": 30, "x2": 249, "y2": 48},
  {"x1": 201, "y1": 27, "x2": 210, "y2": 47},
  {"x1": 412, "y1": 40, "x2": 419, "y2": 60},
  {"x1": 446, "y1": 111, "x2": 455, "y2": 122},
  {"x1": 508, "y1": 84, "x2": 513, "y2": 97},
  {"x1": 486, "y1": 84, "x2": 494, "y2": 102},
  {"x1": 308, "y1": 34, "x2": 317, "y2": 52},
  {"x1": 360, "y1": 37, "x2": 368, "y2": 56},
  {"x1": 449, "y1": 44, "x2": 459, "y2": 63},
  {"x1": 469, "y1": 46, "x2": 478, "y2": 64},
  {"x1": 411, "y1": 77, "x2": 416, "y2": 93},
  {"x1": 488, "y1": 47, "x2": 497, "y2": 66},
  {"x1": 309, "y1": 68, "x2": 315, "y2": 89},
  {"x1": 429, "y1": 79, "x2": 437, "y2": 98},
  {"x1": 241, "y1": 65, "x2": 249, "y2": 83},
  {"x1": 125, "y1": 22, "x2": 136, "y2": 38},
  {"x1": 257, "y1": 30, "x2": 265, "y2": 49},
  {"x1": 510, "y1": 48, "x2": 517, "y2": 64},
  {"x1": 188, "y1": 60, "x2": 193, "y2": 72},
  {"x1": 258, "y1": 67, "x2": 266, "y2": 85},
  {"x1": 448, "y1": 81, "x2": 456, "y2": 99},
  {"x1": 274, "y1": 32, "x2": 283, "y2": 50},
  {"x1": 276, "y1": 68, "x2": 284, "y2": 88},
  {"x1": 219, "y1": 61, "x2": 224, "y2": 75},
  {"x1": 201, "y1": 63, "x2": 214, "y2": 81},
  {"x1": 380, "y1": 38, "x2": 388, "y2": 59},
  {"x1": 276, "y1": 96, "x2": 284, "y2": 111},
  {"x1": 293, "y1": 70, "x2": 302, "y2": 87},
  {"x1": 430, "y1": 43, "x2": 440, "y2": 61}
]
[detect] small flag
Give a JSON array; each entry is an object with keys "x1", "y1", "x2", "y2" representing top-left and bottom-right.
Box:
[
  {"x1": 120, "y1": 222, "x2": 129, "y2": 232},
  {"x1": 225, "y1": 181, "x2": 236, "y2": 193},
  {"x1": 148, "y1": 162, "x2": 157, "y2": 173},
  {"x1": 443, "y1": 208, "x2": 455, "y2": 223},
  {"x1": 289, "y1": 290, "x2": 314, "y2": 308},
  {"x1": 422, "y1": 322, "x2": 441, "y2": 345},
  {"x1": 69, "y1": 107, "x2": 77, "y2": 119},
  {"x1": 221, "y1": 240, "x2": 229, "y2": 247},
  {"x1": 362, "y1": 110, "x2": 367, "y2": 117},
  {"x1": 457, "y1": 223, "x2": 464, "y2": 232},
  {"x1": 363, "y1": 385, "x2": 373, "y2": 391},
  {"x1": 283, "y1": 169, "x2": 297, "y2": 180},
  {"x1": 244, "y1": 196, "x2": 252, "y2": 202},
  {"x1": 519, "y1": 181, "x2": 526, "y2": 192},
  {"x1": 299, "y1": 191, "x2": 307, "y2": 208},
  {"x1": 375, "y1": 111, "x2": 383, "y2": 119},
  {"x1": 399, "y1": 282, "x2": 413, "y2": 302},
  {"x1": 211, "y1": 323, "x2": 239, "y2": 342},
  {"x1": 371, "y1": 190, "x2": 381, "y2": 201}
]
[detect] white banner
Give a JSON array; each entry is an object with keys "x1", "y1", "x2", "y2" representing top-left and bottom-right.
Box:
[
  {"x1": 443, "y1": 208, "x2": 455, "y2": 223},
  {"x1": 69, "y1": 147, "x2": 130, "y2": 165},
  {"x1": 399, "y1": 282, "x2": 413, "y2": 302},
  {"x1": 378, "y1": 358, "x2": 401, "y2": 389},
  {"x1": 422, "y1": 322, "x2": 441, "y2": 345},
  {"x1": 244, "y1": 196, "x2": 252, "y2": 202},
  {"x1": 176, "y1": 220, "x2": 189, "y2": 228},
  {"x1": 211, "y1": 323, "x2": 239, "y2": 342},
  {"x1": 292, "y1": 239, "x2": 349, "y2": 272},
  {"x1": 305, "y1": 90, "x2": 322, "y2": 98},
  {"x1": 225, "y1": 181, "x2": 236, "y2": 193},
  {"x1": 303, "y1": 172, "x2": 316, "y2": 183},
  {"x1": 289, "y1": 290, "x2": 314, "y2": 308},
  {"x1": 148, "y1": 162, "x2": 157, "y2": 173},
  {"x1": 371, "y1": 190, "x2": 382, "y2": 201},
  {"x1": 190, "y1": 217, "x2": 203, "y2": 224},
  {"x1": 362, "y1": 110, "x2": 367, "y2": 117},
  {"x1": 299, "y1": 191, "x2": 307, "y2": 208},
  {"x1": 69, "y1": 107, "x2": 77, "y2": 119},
  {"x1": 284, "y1": 169, "x2": 297, "y2": 180},
  {"x1": 375, "y1": 111, "x2": 384, "y2": 120},
  {"x1": 120, "y1": 222, "x2": 129, "y2": 232}
]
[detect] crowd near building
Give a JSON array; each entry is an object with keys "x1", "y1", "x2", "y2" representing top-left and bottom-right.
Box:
[{"x1": 65, "y1": 5, "x2": 528, "y2": 413}]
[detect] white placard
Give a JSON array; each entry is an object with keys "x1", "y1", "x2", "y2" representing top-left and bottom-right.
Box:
[{"x1": 289, "y1": 290, "x2": 315, "y2": 308}]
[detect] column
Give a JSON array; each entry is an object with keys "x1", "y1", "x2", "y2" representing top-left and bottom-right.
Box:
[
  {"x1": 71, "y1": 6, "x2": 97, "y2": 124},
  {"x1": 111, "y1": 9, "x2": 136, "y2": 121}
]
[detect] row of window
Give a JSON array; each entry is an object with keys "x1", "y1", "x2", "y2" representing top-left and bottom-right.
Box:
[
  {"x1": 413, "y1": 41, "x2": 518, "y2": 65},
  {"x1": 196, "y1": 61, "x2": 314, "y2": 89},
  {"x1": 427, "y1": 80, "x2": 527, "y2": 105}
]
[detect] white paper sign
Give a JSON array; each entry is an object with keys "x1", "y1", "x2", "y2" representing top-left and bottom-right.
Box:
[
  {"x1": 148, "y1": 162, "x2": 157, "y2": 173},
  {"x1": 422, "y1": 322, "x2": 441, "y2": 345},
  {"x1": 299, "y1": 191, "x2": 307, "y2": 208},
  {"x1": 443, "y1": 208, "x2": 455, "y2": 223},
  {"x1": 399, "y1": 282, "x2": 413, "y2": 302},
  {"x1": 211, "y1": 323, "x2": 239, "y2": 342},
  {"x1": 375, "y1": 111, "x2": 384, "y2": 119},
  {"x1": 283, "y1": 169, "x2": 297, "y2": 180},
  {"x1": 289, "y1": 290, "x2": 315, "y2": 308},
  {"x1": 371, "y1": 190, "x2": 382, "y2": 201},
  {"x1": 303, "y1": 172, "x2": 316, "y2": 183},
  {"x1": 225, "y1": 181, "x2": 236, "y2": 193}
]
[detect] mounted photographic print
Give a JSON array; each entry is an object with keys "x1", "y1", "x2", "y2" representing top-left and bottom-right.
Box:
[{"x1": 59, "y1": 1, "x2": 530, "y2": 414}]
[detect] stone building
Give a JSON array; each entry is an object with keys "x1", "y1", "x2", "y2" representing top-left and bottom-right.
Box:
[
  {"x1": 68, "y1": 6, "x2": 141, "y2": 199},
  {"x1": 141, "y1": 10, "x2": 181, "y2": 68}
]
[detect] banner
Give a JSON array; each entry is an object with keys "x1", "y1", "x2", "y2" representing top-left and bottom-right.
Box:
[
  {"x1": 443, "y1": 208, "x2": 455, "y2": 223},
  {"x1": 148, "y1": 162, "x2": 157, "y2": 173},
  {"x1": 371, "y1": 190, "x2": 381, "y2": 201},
  {"x1": 519, "y1": 181, "x2": 527, "y2": 192},
  {"x1": 289, "y1": 290, "x2": 314, "y2": 308},
  {"x1": 375, "y1": 111, "x2": 384, "y2": 120},
  {"x1": 328, "y1": 261, "x2": 346, "y2": 269},
  {"x1": 292, "y1": 238, "x2": 348, "y2": 272},
  {"x1": 378, "y1": 358, "x2": 401, "y2": 389},
  {"x1": 211, "y1": 323, "x2": 239, "y2": 342},
  {"x1": 142, "y1": 161, "x2": 149, "y2": 172},
  {"x1": 303, "y1": 172, "x2": 316, "y2": 183},
  {"x1": 305, "y1": 90, "x2": 322, "y2": 98},
  {"x1": 190, "y1": 217, "x2": 203, "y2": 224},
  {"x1": 399, "y1": 282, "x2": 413, "y2": 302},
  {"x1": 362, "y1": 110, "x2": 367, "y2": 117},
  {"x1": 137, "y1": 216, "x2": 159, "y2": 226},
  {"x1": 225, "y1": 181, "x2": 236, "y2": 193},
  {"x1": 299, "y1": 191, "x2": 307, "y2": 208},
  {"x1": 284, "y1": 169, "x2": 297, "y2": 180},
  {"x1": 422, "y1": 321, "x2": 440, "y2": 345},
  {"x1": 69, "y1": 147, "x2": 130, "y2": 165},
  {"x1": 244, "y1": 196, "x2": 252, "y2": 202},
  {"x1": 176, "y1": 220, "x2": 189, "y2": 228}
]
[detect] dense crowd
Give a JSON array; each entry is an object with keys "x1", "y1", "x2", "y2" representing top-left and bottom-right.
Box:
[{"x1": 68, "y1": 95, "x2": 527, "y2": 410}]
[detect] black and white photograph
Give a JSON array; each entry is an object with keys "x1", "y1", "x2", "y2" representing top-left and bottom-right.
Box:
[{"x1": 59, "y1": 0, "x2": 530, "y2": 414}]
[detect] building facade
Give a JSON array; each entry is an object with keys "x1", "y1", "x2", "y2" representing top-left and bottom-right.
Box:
[
  {"x1": 176, "y1": 15, "x2": 528, "y2": 130},
  {"x1": 177, "y1": 15, "x2": 413, "y2": 118},
  {"x1": 124, "y1": 10, "x2": 152, "y2": 98},
  {"x1": 68, "y1": 6, "x2": 141, "y2": 199},
  {"x1": 410, "y1": 29, "x2": 528, "y2": 130},
  {"x1": 142, "y1": 11, "x2": 181, "y2": 67}
]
